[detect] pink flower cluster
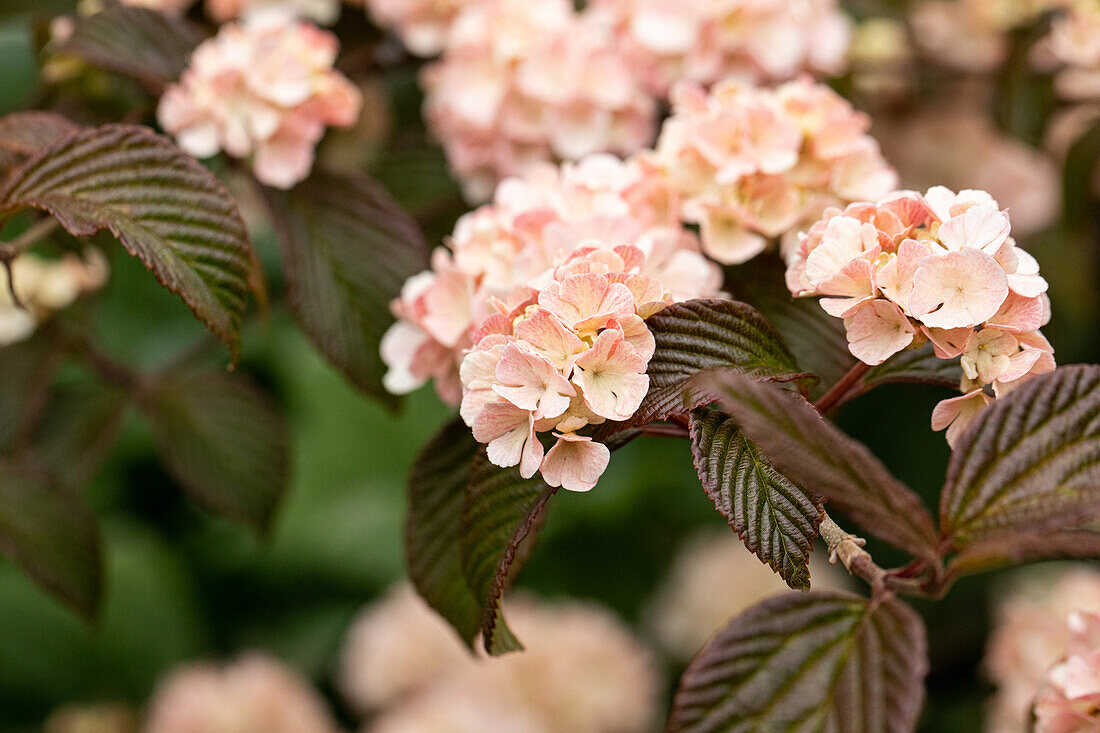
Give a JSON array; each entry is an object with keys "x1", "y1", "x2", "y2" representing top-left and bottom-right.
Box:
[
  {"x1": 786, "y1": 186, "x2": 1054, "y2": 446},
  {"x1": 364, "y1": 0, "x2": 471, "y2": 56},
  {"x1": 420, "y1": 0, "x2": 657, "y2": 202},
  {"x1": 1035, "y1": 611, "x2": 1100, "y2": 733},
  {"x1": 590, "y1": 0, "x2": 851, "y2": 97},
  {"x1": 157, "y1": 11, "x2": 362, "y2": 189},
  {"x1": 1047, "y1": 0, "x2": 1100, "y2": 101},
  {"x1": 648, "y1": 78, "x2": 897, "y2": 265},
  {"x1": 382, "y1": 154, "x2": 722, "y2": 490}
]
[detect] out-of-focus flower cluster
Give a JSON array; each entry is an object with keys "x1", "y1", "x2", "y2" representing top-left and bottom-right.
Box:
[
  {"x1": 157, "y1": 11, "x2": 362, "y2": 189},
  {"x1": 644, "y1": 531, "x2": 851, "y2": 660},
  {"x1": 420, "y1": 0, "x2": 657, "y2": 202},
  {"x1": 339, "y1": 584, "x2": 661, "y2": 733},
  {"x1": 649, "y1": 78, "x2": 897, "y2": 264},
  {"x1": 363, "y1": 0, "x2": 471, "y2": 57},
  {"x1": 985, "y1": 566, "x2": 1100, "y2": 732},
  {"x1": 0, "y1": 250, "x2": 109, "y2": 347},
  {"x1": 911, "y1": 0, "x2": 1067, "y2": 73},
  {"x1": 381, "y1": 154, "x2": 722, "y2": 490},
  {"x1": 786, "y1": 186, "x2": 1053, "y2": 446},
  {"x1": 589, "y1": 0, "x2": 851, "y2": 97},
  {"x1": 206, "y1": 0, "x2": 351, "y2": 25},
  {"x1": 144, "y1": 652, "x2": 341, "y2": 733},
  {"x1": 1044, "y1": 0, "x2": 1100, "y2": 101}
]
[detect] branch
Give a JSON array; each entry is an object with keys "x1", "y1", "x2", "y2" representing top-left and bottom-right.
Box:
[
  {"x1": 0, "y1": 218, "x2": 61, "y2": 261},
  {"x1": 813, "y1": 360, "x2": 871, "y2": 414}
]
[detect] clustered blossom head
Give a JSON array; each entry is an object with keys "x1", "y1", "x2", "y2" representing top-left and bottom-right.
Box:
[
  {"x1": 206, "y1": 0, "x2": 350, "y2": 25},
  {"x1": 1044, "y1": 0, "x2": 1100, "y2": 101},
  {"x1": 381, "y1": 154, "x2": 723, "y2": 490},
  {"x1": 144, "y1": 652, "x2": 340, "y2": 733},
  {"x1": 364, "y1": 0, "x2": 471, "y2": 57},
  {"x1": 420, "y1": 0, "x2": 657, "y2": 202},
  {"x1": 340, "y1": 584, "x2": 661, "y2": 733},
  {"x1": 0, "y1": 250, "x2": 109, "y2": 347},
  {"x1": 643, "y1": 531, "x2": 851, "y2": 660},
  {"x1": 911, "y1": 0, "x2": 1067, "y2": 73},
  {"x1": 589, "y1": 0, "x2": 851, "y2": 98},
  {"x1": 157, "y1": 11, "x2": 362, "y2": 189},
  {"x1": 985, "y1": 566, "x2": 1100, "y2": 732},
  {"x1": 786, "y1": 186, "x2": 1054, "y2": 446},
  {"x1": 648, "y1": 78, "x2": 897, "y2": 265}
]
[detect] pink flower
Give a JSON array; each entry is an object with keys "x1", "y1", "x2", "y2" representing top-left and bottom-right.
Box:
[
  {"x1": 787, "y1": 187, "x2": 1055, "y2": 445},
  {"x1": 590, "y1": 0, "x2": 852, "y2": 98},
  {"x1": 1044, "y1": 1, "x2": 1100, "y2": 101},
  {"x1": 157, "y1": 11, "x2": 362, "y2": 189},
  {"x1": 649, "y1": 78, "x2": 896, "y2": 264},
  {"x1": 144, "y1": 653, "x2": 340, "y2": 733},
  {"x1": 365, "y1": 0, "x2": 472, "y2": 55},
  {"x1": 421, "y1": 0, "x2": 657, "y2": 201},
  {"x1": 571, "y1": 329, "x2": 649, "y2": 421},
  {"x1": 381, "y1": 154, "x2": 722, "y2": 406},
  {"x1": 206, "y1": 0, "x2": 346, "y2": 24},
  {"x1": 540, "y1": 433, "x2": 611, "y2": 492},
  {"x1": 1035, "y1": 612, "x2": 1100, "y2": 732},
  {"x1": 493, "y1": 343, "x2": 576, "y2": 420}
]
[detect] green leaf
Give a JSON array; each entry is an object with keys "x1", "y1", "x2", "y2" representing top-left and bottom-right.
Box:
[
  {"x1": 265, "y1": 170, "x2": 430, "y2": 409},
  {"x1": 57, "y1": 3, "x2": 202, "y2": 92},
  {"x1": 668, "y1": 591, "x2": 927, "y2": 733},
  {"x1": 729, "y1": 254, "x2": 855, "y2": 398},
  {"x1": 861, "y1": 343, "x2": 961, "y2": 393},
  {"x1": 624, "y1": 298, "x2": 804, "y2": 428},
  {"x1": 0, "y1": 457, "x2": 101, "y2": 620},
  {"x1": 405, "y1": 418, "x2": 484, "y2": 649},
  {"x1": 462, "y1": 452, "x2": 555, "y2": 655},
  {"x1": 948, "y1": 530, "x2": 1100, "y2": 579},
  {"x1": 689, "y1": 409, "x2": 823, "y2": 589},
  {"x1": 940, "y1": 365, "x2": 1100, "y2": 546},
  {"x1": 33, "y1": 381, "x2": 127, "y2": 490},
  {"x1": 0, "y1": 124, "x2": 253, "y2": 357},
  {"x1": 702, "y1": 370, "x2": 940, "y2": 561},
  {"x1": 143, "y1": 368, "x2": 289, "y2": 531},
  {"x1": 0, "y1": 334, "x2": 64, "y2": 451},
  {"x1": 0, "y1": 112, "x2": 79, "y2": 173}
]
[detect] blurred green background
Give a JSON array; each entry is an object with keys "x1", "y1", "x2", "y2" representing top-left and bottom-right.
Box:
[{"x1": 2, "y1": 3, "x2": 1100, "y2": 731}]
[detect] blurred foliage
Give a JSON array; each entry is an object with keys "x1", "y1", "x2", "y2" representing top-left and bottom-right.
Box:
[{"x1": 0, "y1": 1, "x2": 1098, "y2": 731}]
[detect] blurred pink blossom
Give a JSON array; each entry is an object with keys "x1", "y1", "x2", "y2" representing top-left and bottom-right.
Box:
[
  {"x1": 144, "y1": 652, "x2": 340, "y2": 733},
  {"x1": 1047, "y1": 0, "x2": 1100, "y2": 100},
  {"x1": 0, "y1": 249, "x2": 109, "y2": 347},
  {"x1": 157, "y1": 11, "x2": 362, "y2": 189},
  {"x1": 589, "y1": 0, "x2": 851, "y2": 97},
  {"x1": 340, "y1": 585, "x2": 661, "y2": 733},
  {"x1": 364, "y1": 0, "x2": 472, "y2": 56},
  {"x1": 786, "y1": 187, "x2": 1053, "y2": 446},
  {"x1": 381, "y1": 154, "x2": 722, "y2": 409},
  {"x1": 206, "y1": 0, "x2": 348, "y2": 25},
  {"x1": 1035, "y1": 611, "x2": 1100, "y2": 732},
  {"x1": 986, "y1": 567, "x2": 1100, "y2": 732},
  {"x1": 649, "y1": 78, "x2": 896, "y2": 264},
  {"x1": 421, "y1": 0, "x2": 657, "y2": 201}
]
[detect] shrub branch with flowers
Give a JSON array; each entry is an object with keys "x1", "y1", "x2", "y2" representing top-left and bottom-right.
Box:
[{"x1": 1, "y1": 0, "x2": 1100, "y2": 730}]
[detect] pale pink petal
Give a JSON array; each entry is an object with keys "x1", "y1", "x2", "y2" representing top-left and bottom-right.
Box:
[
  {"x1": 538, "y1": 274, "x2": 635, "y2": 331},
  {"x1": 960, "y1": 329, "x2": 1017, "y2": 384},
  {"x1": 539, "y1": 433, "x2": 610, "y2": 492},
  {"x1": 571, "y1": 329, "x2": 649, "y2": 421},
  {"x1": 514, "y1": 309, "x2": 587, "y2": 372},
  {"x1": 698, "y1": 214, "x2": 768, "y2": 266},
  {"x1": 380, "y1": 321, "x2": 430, "y2": 395},
  {"x1": 921, "y1": 326, "x2": 973, "y2": 359},
  {"x1": 492, "y1": 343, "x2": 575, "y2": 420},
  {"x1": 844, "y1": 299, "x2": 916, "y2": 365},
  {"x1": 987, "y1": 292, "x2": 1048, "y2": 333},
  {"x1": 1006, "y1": 248, "x2": 1050, "y2": 297},
  {"x1": 909, "y1": 249, "x2": 1009, "y2": 329},
  {"x1": 936, "y1": 203, "x2": 1011, "y2": 255},
  {"x1": 473, "y1": 402, "x2": 543, "y2": 478},
  {"x1": 931, "y1": 389, "x2": 991, "y2": 448},
  {"x1": 803, "y1": 217, "x2": 879, "y2": 288}
]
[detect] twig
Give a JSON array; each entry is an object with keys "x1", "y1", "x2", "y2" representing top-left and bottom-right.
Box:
[
  {"x1": 812, "y1": 360, "x2": 871, "y2": 414},
  {"x1": 640, "y1": 423, "x2": 690, "y2": 439},
  {"x1": 0, "y1": 218, "x2": 61, "y2": 261}
]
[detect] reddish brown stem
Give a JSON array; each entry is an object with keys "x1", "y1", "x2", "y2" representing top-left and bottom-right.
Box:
[{"x1": 813, "y1": 361, "x2": 872, "y2": 414}]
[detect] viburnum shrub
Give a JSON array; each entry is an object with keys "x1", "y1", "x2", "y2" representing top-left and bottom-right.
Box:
[{"x1": 2, "y1": 0, "x2": 1099, "y2": 730}]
